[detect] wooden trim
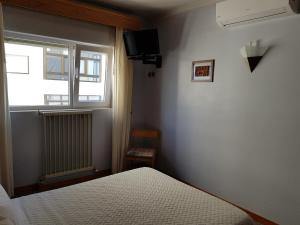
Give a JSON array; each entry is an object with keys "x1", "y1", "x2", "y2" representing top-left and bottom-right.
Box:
[
  {"x1": 13, "y1": 183, "x2": 39, "y2": 198},
  {"x1": 179, "y1": 179, "x2": 279, "y2": 225},
  {"x1": 242, "y1": 208, "x2": 278, "y2": 225},
  {"x1": 13, "y1": 169, "x2": 111, "y2": 198},
  {"x1": 126, "y1": 156, "x2": 154, "y2": 162},
  {"x1": 1, "y1": 0, "x2": 143, "y2": 30},
  {"x1": 132, "y1": 129, "x2": 160, "y2": 138}
]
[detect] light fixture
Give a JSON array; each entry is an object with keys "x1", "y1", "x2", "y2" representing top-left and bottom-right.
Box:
[{"x1": 240, "y1": 40, "x2": 268, "y2": 73}]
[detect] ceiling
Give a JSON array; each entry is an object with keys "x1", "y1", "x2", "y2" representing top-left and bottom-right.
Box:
[{"x1": 83, "y1": 0, "x2": 219, "y2": 19}]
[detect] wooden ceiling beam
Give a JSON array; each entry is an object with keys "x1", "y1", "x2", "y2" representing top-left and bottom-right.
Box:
[{"x1": 0, "y1": 0, "x2": 144, "y2": 30}]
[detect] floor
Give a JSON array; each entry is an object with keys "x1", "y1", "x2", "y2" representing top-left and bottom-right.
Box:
[{"x1": 14, "y1": 169, "x2": 111, "y2": 198}]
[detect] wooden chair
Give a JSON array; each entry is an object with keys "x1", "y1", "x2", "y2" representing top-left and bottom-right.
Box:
[{"x1": 125, "y1": 129, "x2": 160, "y2": 168}]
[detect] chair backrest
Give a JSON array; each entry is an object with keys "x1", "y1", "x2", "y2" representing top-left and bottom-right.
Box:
[{"x1": 130, "y1": 129, "x2": 160, "y2": 149}]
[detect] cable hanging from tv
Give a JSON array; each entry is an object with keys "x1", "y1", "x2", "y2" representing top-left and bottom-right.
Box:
[{"x1": 123, "y1": 29, "x2": 162, "y2": 68}]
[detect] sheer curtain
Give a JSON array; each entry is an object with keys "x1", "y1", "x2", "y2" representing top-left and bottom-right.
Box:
[
  {"x1": 0, "y1": 3, "x2": 14, "y2": 197},
  {"x1": 112, "y1": 28, "x2": 133, "y2": 174}
]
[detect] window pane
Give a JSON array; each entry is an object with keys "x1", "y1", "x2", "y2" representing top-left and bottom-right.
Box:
[
  {"x1": 45, "y1": 94, "x2": 69, "y2": 106},
  {"x1": 5, "y1": 42, "x2": 69, "y2": 106},
  {"x1": 78, "y1": 95, "x2": 87, "y2": 101},
  {"x1": 47, "y1": 55, "x2": 62, "y2": 73},
  {"x1": 88, "y1": 95, "x2": 101, "y2": 101},
  {"x1": 78, "y1": 50, "x2": 107, "y2": 103},
  {"x1": 45, "y1": 46, "x2": 69, "y2": 81},
  {"x1": 81, "y1": 51, "x2": 101, "y2": 59},
  {"x1": 46, "y1": 47, "x2": 68, "y2": 55},
  {"x1": 79, "y1": 95, "x2": 101, "y2": 102},
  {"x1": 87, "y1": 60, "x2": 100, "y2": 76},
  {"x1": 6, "y1": 54, "x2": 29, "y2": 74},
  {"x1": 80, "y1": 60, "x2": 85, "y2": 74},
  {"x1": 64, "y1": 57, "x2": 69, "y2": 73}
]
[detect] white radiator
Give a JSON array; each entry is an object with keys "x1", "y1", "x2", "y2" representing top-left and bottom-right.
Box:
[{"x1": 41, "y1": 110, "x2": 93, "y2": 179}]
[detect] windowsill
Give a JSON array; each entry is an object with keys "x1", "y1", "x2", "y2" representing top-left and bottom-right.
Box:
[{"x1": 9, "y1": 107, "x2": 112, "y2": 113}]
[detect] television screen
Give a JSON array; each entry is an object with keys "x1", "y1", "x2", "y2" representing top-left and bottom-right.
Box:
[{"x1": 123, "y1": 29, "x2": 160, "y2": 57}]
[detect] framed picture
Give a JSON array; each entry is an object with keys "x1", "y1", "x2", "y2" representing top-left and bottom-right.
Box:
[{"x1": 192, "y1": 59, "x2": 215, "y2": 82}]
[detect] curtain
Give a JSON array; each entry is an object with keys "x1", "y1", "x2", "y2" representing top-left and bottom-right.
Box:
[
  {"x1": 112, "y1": 28, "x2": 133, "y2": 174},
  {"x1": 0, "y1": 3, "x2": 14, "y2": 197}
]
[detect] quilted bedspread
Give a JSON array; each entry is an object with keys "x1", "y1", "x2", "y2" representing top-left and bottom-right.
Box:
[{"x1": 12, "y1": 168, "x2": 254, "y2": 225}]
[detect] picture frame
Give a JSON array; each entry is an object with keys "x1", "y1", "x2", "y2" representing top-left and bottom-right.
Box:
[{"x1": 192, "y1": 59, "x2": 215, "y2": 82}]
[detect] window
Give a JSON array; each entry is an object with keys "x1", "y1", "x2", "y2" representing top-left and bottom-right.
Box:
[
  {"x1": 5, "y1": 41, "x2": 70, "y2": 107},
  {"x1": 74, "y1": 45, "x2": 112, "y2": 107},
  {"x1": 5, "y1": 32, "x2": 113, "y2": 109}
]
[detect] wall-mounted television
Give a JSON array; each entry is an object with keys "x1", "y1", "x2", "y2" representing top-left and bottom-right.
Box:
[
  {"x1": 123, "y1": 29, "x2": 162, "y2": 68},
  {"x1": 123, "y1": 29, "x2": 160, "y2": 57}
]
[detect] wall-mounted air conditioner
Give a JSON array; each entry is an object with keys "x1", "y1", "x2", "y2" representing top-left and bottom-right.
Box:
[{"x1": 216, "y1": 0, "x2": 300, "y2": 28}]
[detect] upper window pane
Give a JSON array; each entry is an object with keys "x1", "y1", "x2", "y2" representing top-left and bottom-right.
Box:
[{"x1": 5, "y1": 42, "x2": 70, "y2": 107}]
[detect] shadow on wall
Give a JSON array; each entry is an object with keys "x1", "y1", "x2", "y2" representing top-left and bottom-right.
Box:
[
  {"x1": 132, "y1": 14, "x2": 190, "y2": 177},
  {"x1": 11, "y1": 111, "x2": 43, "y2": 187}
]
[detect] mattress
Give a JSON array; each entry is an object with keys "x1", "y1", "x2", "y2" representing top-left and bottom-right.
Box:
[{"x1": 12, "y1": 167, "x2": 254, "y2": 225}]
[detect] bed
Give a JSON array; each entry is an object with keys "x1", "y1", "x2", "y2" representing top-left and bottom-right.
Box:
[{"x1": 2, "y1": 168, "x2": 254, "y2": 225}]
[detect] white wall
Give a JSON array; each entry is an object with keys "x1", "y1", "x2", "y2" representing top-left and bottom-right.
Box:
[
  {"x1": 3, "y1": 6, "x2": 115, "y2": 46},
  {"x1": 132, "y1": 5, "x2": 300, "y2": 225}
]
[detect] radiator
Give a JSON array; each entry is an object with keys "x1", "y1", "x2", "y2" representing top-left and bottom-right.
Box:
[{"x1": 41, "y1": 110, "x2": 93, "y2": 179}]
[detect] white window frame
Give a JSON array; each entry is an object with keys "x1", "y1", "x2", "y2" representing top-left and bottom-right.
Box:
[
  {"x1": 74, "y1": 44, "x2": 113, "y2": 109},
  {"x1": 5, "y1": 31, "x2": 113, "y2": 111}
]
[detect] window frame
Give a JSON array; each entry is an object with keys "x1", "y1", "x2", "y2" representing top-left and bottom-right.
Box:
[
  {"x1": 79, "y1": 52, "x2": 102, "y2": 83},
  {"x1": 5, "y1": 31, "x2": 113, "y2": 111},
  {"x1": 74, "y1": 44, "x2": 113, "y2": 109}
]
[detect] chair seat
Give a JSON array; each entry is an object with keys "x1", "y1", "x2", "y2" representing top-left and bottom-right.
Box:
[{"x1": 127, "y1": 148, "x2": 155, "y2": 158}]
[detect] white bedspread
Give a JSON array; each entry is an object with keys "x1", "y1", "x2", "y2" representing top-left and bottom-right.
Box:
[{"x1": 12, "y1": 168, "x2": 254, "y2": 225}]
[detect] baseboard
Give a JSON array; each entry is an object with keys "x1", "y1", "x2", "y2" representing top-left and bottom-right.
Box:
[
  {"x1": 14, "y1": 169, "x2": 111, "y2": 198},
  {"x1": 13, "y1": 184, "x2": 39, "y2": 198},
  {"x1": 242, "y1": 208, "x2": 278, "y2": 225},
  {"x1": 179, "y1": 179, "x2": 279, "y2": 225}
]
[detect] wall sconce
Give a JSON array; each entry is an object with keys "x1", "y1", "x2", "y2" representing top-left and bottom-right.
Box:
[{"x1": 240, "y1": 40, "x2": 268, "y2": 73}]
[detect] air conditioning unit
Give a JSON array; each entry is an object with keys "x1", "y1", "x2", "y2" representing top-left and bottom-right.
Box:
[{"x1": 216, "y1": 0, "x2": 300, "y2": 28}]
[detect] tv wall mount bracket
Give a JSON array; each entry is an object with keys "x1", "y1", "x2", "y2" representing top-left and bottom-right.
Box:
[{"x1": 129, "y1": 55, "x2": 162, "y2": 68}]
